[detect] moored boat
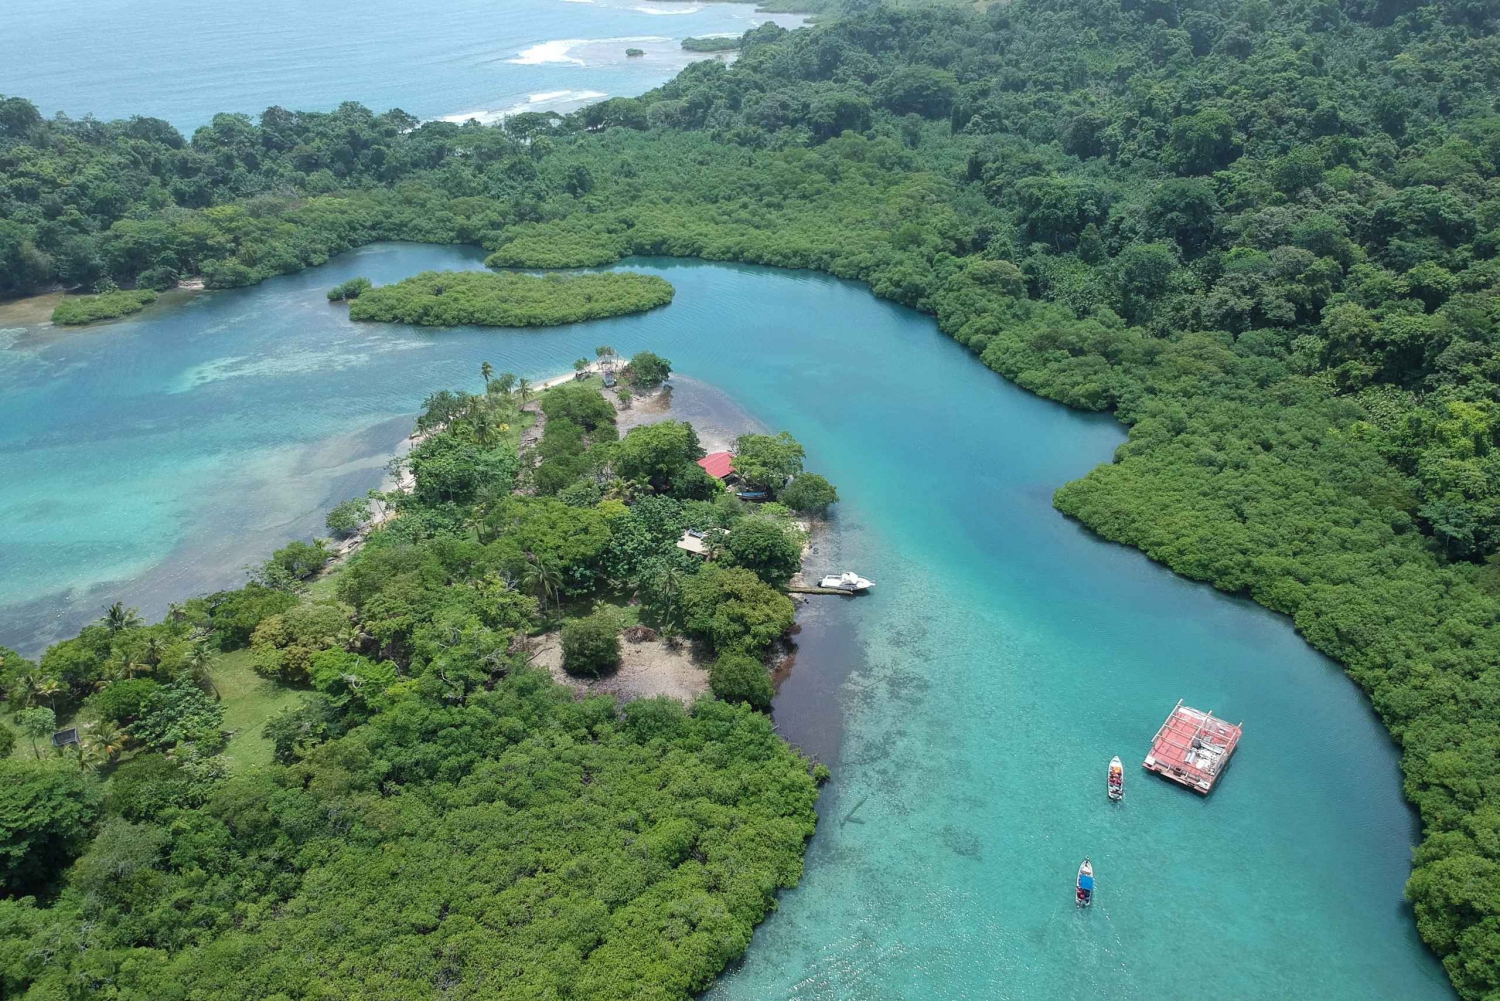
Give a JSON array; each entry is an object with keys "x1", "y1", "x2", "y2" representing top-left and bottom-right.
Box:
[
  {"x1": 1108, "y1": 755, "x2": 1124, "y2": 801},
  {"x1": 818, "y1": 571, "x2": 874, "y2": 592},
  {"x1": 1076, "y1": 858, "x2": 1094, "y2": 907}
]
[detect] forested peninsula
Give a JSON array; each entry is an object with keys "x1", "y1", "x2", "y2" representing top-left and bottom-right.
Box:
[
  {"x1": 3, "y1": 0, "x2": 1500, "y2": 993},
  {"x1": 345, "y1": 270, "x2": 675, "y2": 326},
  {"x1": 0, "y1": 357, "x2": 839, "y2": 997}
]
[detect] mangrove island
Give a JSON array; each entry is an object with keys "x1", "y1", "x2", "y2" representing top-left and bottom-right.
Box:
[{"x1": 342, "y1": 270, "x2": 674, "y2": 327}]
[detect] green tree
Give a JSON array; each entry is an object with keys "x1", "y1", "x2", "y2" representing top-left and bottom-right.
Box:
[
  {"x1": 184, "y1": 639, "x2": 221, "y2": 700},
  {"x1": 733, "y1": 432, "x2": 806, "y2": 495},
  {"x1": 523, "y1": 554, "x2": 565, "y2": 614},
  {"x1": 326, "y1": 497, "x2": 371, "y2": 539},
  {"x1": 780, "y1": 473, "x2": 839, "y2": 515},
  {"x1": 1164, "y1": 109, "x2": 1238, "y2": 175},
  {"x1": 86, "y1": 678, "x2": 160, "y2": 726},
  {"x1": 0, "y1": 759, "x2": 101, "y2": 894},
  {"x1": 625, "y1": 350, "x2": 672, "y2": 388},
  {"x1": 102, "y1": 601, "x2": 142, "y2": 634},
  {"x1": 251, "y1": 603, "x2": 349, "y2": 683},
  {"x1": 724, "y1": 517, "x2": 804, "y2": 588},
  {"x1": 14, "y1": 707, "x2": 55, "y2": 759},
  {"x1": 263, "y1": 695, "x2": 349, "y2": 764},
  {"x1": 709, "y1": 652, "x2": 774, "y2": 709},
  {"x1": 614, "y1": 420, "x2": 705, "y2": 492},
  {"x1": 541, "y1": 382, "x2": 616, "y2": 432},
  {"x1": 128, "y1": 681, "x2": 224, "y2": 751},
  {"x1": 561, "y1": 609, "x2": 622, "y2": 677},
  {"x1": 681, "y1": 565, "x2": 796, "y2": 655}
]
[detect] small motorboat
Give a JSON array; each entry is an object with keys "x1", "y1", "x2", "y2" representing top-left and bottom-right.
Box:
[
  {"x1": 819, "y1": 571, "x2": 874, "y2": 592},
  {"x1": 1076, "y1": 858, "x2": 1094, "y2": 908},
  {"x1": 1108, "y1": 755, "x2": 1124, "y2": 801}
]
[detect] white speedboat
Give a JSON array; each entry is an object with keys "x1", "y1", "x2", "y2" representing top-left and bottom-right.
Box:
[{"x1": 819, "y1": 571, "x2": 874, "y2": 592}]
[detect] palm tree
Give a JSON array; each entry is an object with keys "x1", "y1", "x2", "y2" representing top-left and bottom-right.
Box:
[
  {"x1": 102, "y1": 601, "x2": 142, "y2": 634},
  {"x1": 517, "y1": 378, "x2": 534, "y2": 407},
  {"x1": 12, "y1": 673, "x2": 45, "y2": 707},
  {"x1": 648, "y1": 564, "x2": 686, "y2": 638},
  {"x1": 142, "y1": 636, "x2": 165, "y2": 667},
  {"x1": 481, "y1": 360, "x2": 493, "y2": 390},
  {"x1": 108, "y1": 650, "x2": 151, "y2": 680},
  {"x1": 493, "y1": 372, "x2": 517, "y2": 398},
  {"x1": 33, "y1": 677, "x2": 64, "y2": 712},
  {"x1": 77, "y1": 722, "x2": 126, "y2": 770},
  {"x1": 522, "y1": 555, "x2": 564, "y2": 615},
  {"x1": 573, "y1": 357, "x2": 590, "y2": 376},
  {"x1": 185, "y1": 641, "x2": 221, "y2": 700},
  {"x1": 472, "y1": 409, "x2": 495, "y2": 446}
]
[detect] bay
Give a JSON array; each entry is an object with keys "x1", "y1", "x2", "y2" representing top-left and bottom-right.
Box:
[{"x1": 0, "y1": 244, "x2": 1455, "y2": 999}]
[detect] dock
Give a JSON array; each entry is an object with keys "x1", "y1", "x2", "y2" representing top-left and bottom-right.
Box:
[
  {"x1": 786, "y1": 584, "x2": 857, "y2": 595},
  {"x1": 1143, "y1": 700, "x2": 1242, "y2": 795}
]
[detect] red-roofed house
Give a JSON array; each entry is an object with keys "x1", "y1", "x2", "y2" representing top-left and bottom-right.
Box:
[{"x1": 697, "y1": 451, "x2": 736, "y2": 481}]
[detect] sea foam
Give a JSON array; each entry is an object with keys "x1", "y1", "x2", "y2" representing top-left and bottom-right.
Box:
[{"x1": 440, "y1": 88, "x2": 611, "y2": 125}]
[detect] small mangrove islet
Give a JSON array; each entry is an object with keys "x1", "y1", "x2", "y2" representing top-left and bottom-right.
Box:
[
  {"x1": 342, "y1": 270, "x2": 674, "y2": 327},
  {"x1": 50, "y1": 289, "x2": 157, "y2": 325}
]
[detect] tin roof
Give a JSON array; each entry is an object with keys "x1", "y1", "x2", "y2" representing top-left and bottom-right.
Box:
[{"x1": 697, "y1": 451, "x2": 735, "y2": 480}]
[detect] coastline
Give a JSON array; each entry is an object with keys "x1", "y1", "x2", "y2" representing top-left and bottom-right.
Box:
[{"x1": 0, "y1": 278, "x2": 205, "y2": 335}]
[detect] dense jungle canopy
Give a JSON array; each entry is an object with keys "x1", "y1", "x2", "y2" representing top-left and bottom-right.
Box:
[{"x1": 4, "y1": 0, "x2": 1500, "y2": 994}]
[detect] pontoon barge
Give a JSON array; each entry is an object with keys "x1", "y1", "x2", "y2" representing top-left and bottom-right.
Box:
[{"x1": 1142, "y1": 700, "x2": 1242, "y2": 795}]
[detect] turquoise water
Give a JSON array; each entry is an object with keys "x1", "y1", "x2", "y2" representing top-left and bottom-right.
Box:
[
  {"x1": 0, "y1": 245, "x2": 1454, "y2": 998},
  {"x1": 0, "y1": 0, "x2": 803, "y2": 128}
]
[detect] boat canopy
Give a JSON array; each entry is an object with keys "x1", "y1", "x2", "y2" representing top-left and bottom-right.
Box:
[{"x1": 1078, "y1": 874, "x2": 1094, "y2": 891}]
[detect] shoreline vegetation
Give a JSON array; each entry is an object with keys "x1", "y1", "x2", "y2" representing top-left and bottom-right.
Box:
[
  {"x1": 340, "y1": 270, "x2": 675, "y2": 327},
  {"x1": 0, "y1": 347, "x2": 840, "y2": 998},
  {"x1": 2, "y1": 0, "x2": 1500, "y2": 992}
]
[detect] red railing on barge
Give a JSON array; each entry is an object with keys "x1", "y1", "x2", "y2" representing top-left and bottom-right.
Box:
[{"x1": 1143, "y1": 700, "x2": 1242, "y2": 795}]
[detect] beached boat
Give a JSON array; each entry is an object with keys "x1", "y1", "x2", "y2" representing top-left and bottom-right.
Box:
[
  {"x1": 1076, "y1": 858, "x2": 1094, "y2": 907},
  {"x1": 819, "y1": 571, "x2": 874, "y2": 592},
  {"x1": 1108, "y1": 755, "x2": 1124, "y2": 801}
]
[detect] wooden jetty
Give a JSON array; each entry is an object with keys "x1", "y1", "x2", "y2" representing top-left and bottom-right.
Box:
[
  {"x1": 786, "y1": 584, "x2": 858, "y2": 595},
  {"x1": 1142, "y1": 700, "x2": 1242, "y2": 795}
]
